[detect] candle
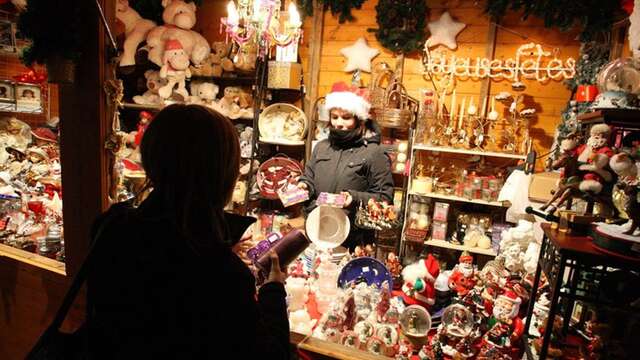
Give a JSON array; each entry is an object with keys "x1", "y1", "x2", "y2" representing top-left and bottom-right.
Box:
[
  {"x1": 458, "y1": 97, "x2": 466, "y2": 129},
  {"x1": 450, "y1": 89, "x2": 456, "y2": 124},
  {"x1": 438, "y1": 91, "x2": 446, "y2": 119},
  {"x1": 288, "y1": 2, "x2": 302, "y2": 28},
  {"x1": 480, "y1": 96, "x2": 487, "y2": 118},
  {"x1": 227, "y1": 1, "x2": 239, "y2": 27},
  {"x1": 468, "y1": 97, "x2": 477, "y2": 116}
]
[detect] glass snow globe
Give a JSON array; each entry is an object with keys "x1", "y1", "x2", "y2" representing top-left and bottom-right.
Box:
[{"x1": 441, "y1": 304, "x2": 474, "y2": 338}]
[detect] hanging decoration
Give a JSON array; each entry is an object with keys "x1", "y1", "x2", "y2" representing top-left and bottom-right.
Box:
[
  {"x1": 368, "y1": 0, "x2": 428, "y2": 53},
  {"x1": 299, "y1": 0, "x2": 366, "y2": 24},
  {"x1": 422, "y1": 43, "x2": 576, "y2": 84},
  {"x1": 13, "y1": 69, "x2": 47, "y2": 84},
  {"x1": 484, "y1": 0, "x2": 624, "y2": 42},
  {"x1": 340, "y1": 37, "x2": 380, "y2": 73},
  {"x1": 425, "y1": 12, "x2": 466, "y2": 50}
]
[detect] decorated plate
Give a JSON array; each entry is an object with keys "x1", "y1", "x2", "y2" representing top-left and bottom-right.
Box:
[{"x1": 337, "y1": 256, "x2": 392, "y2": 290}]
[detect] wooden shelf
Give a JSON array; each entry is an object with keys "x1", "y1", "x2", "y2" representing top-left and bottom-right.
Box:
[
  {"x1": 409, "y1": 191, "x2": 508, "y2": 207},
  {"x1": 577, "y1": 109, "x2": 640, "y2": 129},
  {"x1": 413, "y1": 144, "x2": 527, "y2": 160},
  {"x1": 0, "y1": 243, "x2": 66, "y2": 275},
  {"x1": 121, "y1": 102, "x2": 163, "y2": 111},
  {"x1": 190, "y1": 75, "x2": 256, "y2": 84},
  {"x1": 424, "y1": 239, "x2": 497, "y2": 256}
]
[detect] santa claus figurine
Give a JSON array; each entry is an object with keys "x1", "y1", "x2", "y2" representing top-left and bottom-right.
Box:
[
  {"x1": 576, "y1": 124, "x2": 614, "y2": 194},
  {"x1": 448, "y1": 252, "x2": 477, "y2": 298},
  {"x1": 480, "y1": 290, "x2": 524, "y2": 357},
  {"x1": 398, "y1": 254, "x2": 440, "y2": 309}
]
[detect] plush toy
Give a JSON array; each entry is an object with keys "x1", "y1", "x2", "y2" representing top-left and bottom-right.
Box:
[
  {"x1": 158, "y1": 39, "x2": 191, "y2": 100},
  {"x1": 116, "y1": 0, "x2": 156, "y2": 66},
  {"x1": 211, "y1": 87, "x2": 253, "y2": 119},
  {"x1": 190, "y1": 42, "x2": 235, "y2": 77},
  {"x1": 189, "y1": 82, "x2": 219, "y2": 106},
  {"x1": 145, "y1": 0, "x2": 211, "y2": 67},
  {"x1": 399, "y1": 254, "x2": 440, "y2": 309},
  {"x1": 133, "y1": 70, "x2": 167, "y2": 105},
  {"x1": 609, "y1": 152, "x2": 640, "y2": 235},
  {"x1": 233, "y1": 41, "x2": 258, "y2": 73}
]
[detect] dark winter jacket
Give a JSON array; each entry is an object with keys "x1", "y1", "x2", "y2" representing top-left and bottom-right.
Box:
[
  {"x1": 299, "y1": 123, "x2": 394, "y2": 216},
  {"x1": 86, "y1": 192, "x2": 290, "y2": 359}
]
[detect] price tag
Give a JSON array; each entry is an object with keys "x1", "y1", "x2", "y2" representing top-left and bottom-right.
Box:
[{"x1": 362, "y1": 266, "x2": 370, "y2": 273}]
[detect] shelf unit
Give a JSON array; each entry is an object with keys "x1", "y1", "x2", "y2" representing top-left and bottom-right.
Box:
[
  {"x1": 423, "y1": 239, "x2": 497, "y2": 256},
  {"x1": 409, "y1": 190, "x2": 508, "y2": 207},
  {"x1": 400, "y1": 134, "x2": 526, "y2": 259}
]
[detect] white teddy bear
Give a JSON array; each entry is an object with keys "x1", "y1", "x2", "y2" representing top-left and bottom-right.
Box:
[
  {"x1": 189, "y1": 82, "x2": 219, "y2": 107},
  {"x1": 133, "y1": 70, "x2": 167, "y2": 105}
]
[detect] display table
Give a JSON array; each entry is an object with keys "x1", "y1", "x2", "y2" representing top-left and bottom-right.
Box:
[{"x1": 524, "y1": 224, "x2": 640, "y2": 359}]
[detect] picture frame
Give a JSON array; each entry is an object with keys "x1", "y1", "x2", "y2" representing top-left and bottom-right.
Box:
[
  {"x1": 15, "y1": 83, "x2": 42, "y2": 113},
  {"x1": 0, "y1": 81, "x2": 14, "y2": 102},
  {"x1": 0, "y1": 21, "x2": 16, "y2": 53}
]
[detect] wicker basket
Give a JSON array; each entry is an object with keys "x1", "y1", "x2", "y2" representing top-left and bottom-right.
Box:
[
  {"x1": 372, "y1": 82, "x2": 418, "y2": 129},
  {"x1": 369, "y1": 63, "x2": 394, "y2": 109}
]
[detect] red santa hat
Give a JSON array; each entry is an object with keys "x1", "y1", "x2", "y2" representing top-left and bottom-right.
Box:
[
  {"x1": 324, "y1": 81, "x2": 371, "y2": 121},
  {"x1": 498, "y1": 290, "x2": 522, "y2": 306},
  {"x1": 459, "y1": 252, "x2": 473, "y2": 264},
  {"x1": 399, "y1": 254, "x2": 440, "y2": 308},
  {"x1": 164, "y1": 39, "x2": 184, "y2": 51}
]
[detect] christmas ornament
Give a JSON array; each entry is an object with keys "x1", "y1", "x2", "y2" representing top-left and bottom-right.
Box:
[
  {"x1": 425, "y1": 12, "x2": 466, "y2": 50},
  {"x1": 340, "y1": 37, "x2": 379, "y2": 73},
  {"x1": 13, "y1": 69, "x2": 47, "y2": 84},
  {"x1": 369, "y1": 0, "x2": 428, "y2": 53}
]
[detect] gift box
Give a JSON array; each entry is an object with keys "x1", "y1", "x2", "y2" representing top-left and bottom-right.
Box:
[
  {"x1": 268, "y1": 61, "x2": 302, "y2": 90},
  {"x1": 576, "y1": 84, "x2": 599, "y2": 102}
]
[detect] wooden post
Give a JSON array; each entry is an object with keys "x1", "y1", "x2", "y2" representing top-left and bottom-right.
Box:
[{"x1": 304, "y1": 0, "x2": 325, "y2": 160}]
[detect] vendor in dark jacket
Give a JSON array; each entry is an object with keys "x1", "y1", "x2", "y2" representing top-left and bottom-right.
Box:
[
  {"x1": 298, "y1": 82, "x2": 394, "y2": 251},
  {"x1": 87, "y1": 104, "x2": 290, "y2": 359}
]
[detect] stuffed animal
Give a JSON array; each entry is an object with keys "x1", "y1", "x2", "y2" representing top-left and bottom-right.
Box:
[
  {"x1": 145, "y1": 0, "x2": 211, "y2": 67},
  {"x1": 158, "y1": 39, "x2": 191, "y2": 100},
  {"x1": 189, "y1": 82, "x2": 219, "y2": 106},
  {"x1": 233, "y1": 41, "x2": 258, "y2": 73},
  {"x1": 133, "y1": 70, "x2": 167, "y2": 105},
  {"x1": 116, "y1": 0, "x2": 156, "y2": 67},
  {"x1": 190, "y1": 42, "x2": 235, "y2": 77},
  {"x1": 609, "y1": 152, "x2": 640, "y2": 235},
  {"x1": 212, "y1": 87, "x2": 252, "y2": 119}
]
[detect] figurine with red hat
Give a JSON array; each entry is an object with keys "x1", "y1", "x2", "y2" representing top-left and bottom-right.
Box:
[
  {"x1": 479, "y1": 289, "x2": 525, "y2": 358},
  {"x1": 297, "y1": 81, "x2": 394, "y2": 251},
  {"x1": 448, "y1": 252, "x2": 477, "y2": 298},
  {"x1": 396, "y1": 254, "x2": 440, "y2": 309}
]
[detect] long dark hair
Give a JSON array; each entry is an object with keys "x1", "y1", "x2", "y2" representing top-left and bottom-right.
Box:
[{"x1": 140, "y1": 104, "x2": 240, "y2": 250}]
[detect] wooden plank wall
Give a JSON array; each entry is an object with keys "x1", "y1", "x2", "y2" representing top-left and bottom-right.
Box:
[{"x1": 299, "y1": 0, "x2": 582, "y2": 155}]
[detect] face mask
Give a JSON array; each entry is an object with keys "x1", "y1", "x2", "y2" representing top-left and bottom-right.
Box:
[{"x1": 329, "y1": 127, "x2": 361, "y2": 147}]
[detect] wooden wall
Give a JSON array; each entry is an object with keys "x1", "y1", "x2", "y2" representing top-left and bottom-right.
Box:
[{"x1": 299, "y1": 0, "x2": 582, "y2": 155}]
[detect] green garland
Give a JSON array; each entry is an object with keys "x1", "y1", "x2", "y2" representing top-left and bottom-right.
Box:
[
  {"x1": 18, "y1": 0, "x2": 85, "y2": 66},
  {"x1": 299, "y1": 0, "x2": 366, "y2": 24},
  {"x1": 564, "y1": 41, "x2": 610, "y2": 90},
  {"x1": 368, "y1": 0, "x2": 428, "y2": 53},
  {"x1": 484, "y1": 0, "x2": 623, "y2": 42}
]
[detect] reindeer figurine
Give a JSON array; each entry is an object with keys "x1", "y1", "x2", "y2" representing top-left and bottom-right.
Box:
[{"x1": 540, "y1": 135, "x2": 582, "y2": 213}]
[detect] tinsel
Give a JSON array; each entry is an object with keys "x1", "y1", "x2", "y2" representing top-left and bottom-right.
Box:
[
  {"x1": 299, "y1": 0, "x2": 366, "y2": 24},
  {"x1": 368, "y1": 0, "x2": 428, "y2": 53},
  {"x1": 484, "y1": 0, "x2": 623, "y2": 42}
]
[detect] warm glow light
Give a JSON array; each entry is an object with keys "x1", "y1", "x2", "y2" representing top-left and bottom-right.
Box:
[
  {"x1": 288, "y1": 2, "x2": 301, "y2": 28},
  {"x1": 253, "y1": 0, "x2": 262, "y2": 21},
  {"x1": 227, "y1": 1, "x2": 239, "y2": 26}
]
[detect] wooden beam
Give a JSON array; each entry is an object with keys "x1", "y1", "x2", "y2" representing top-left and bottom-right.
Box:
[
  {"x1": 479, "y1": 21, "x2": 498, "y2": 107},
  {"x1": 304, "y1": 0, "x2": 325, "y2": 159}
]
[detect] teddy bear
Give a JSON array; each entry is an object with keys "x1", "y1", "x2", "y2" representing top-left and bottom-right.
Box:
[
  {"x1": 158, "y1": 39, "x2": 191, "y2": 100},
  {"x1": 189, "y1": 82, "x2": 219, "y2": 107},
  {"x1": 233, "y1": 41, "x2": 258, "y2": 73},
  {"x1": 145, "y1": 0, "x2": 211, "y2": 68},
  {"x1": 116, "y1": 0, "x2": 156, "y2": 67},
  {"x1": 190, "y1": 42, "x2": 235, "y2": 77},
  {"x1": 132, "y1": 70, "x2": 167, "y2": 105},
  {"x1": 211, "y1": 86, "x2": 253, "y2": 119}
]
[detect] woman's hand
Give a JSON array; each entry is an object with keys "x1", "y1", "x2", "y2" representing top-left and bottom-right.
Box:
[
  {"x1": 341, "y1": 191, "x2": 353, "y2": 208},
  {"x1": 232, "y1": 228, "x2": 254, "y2": 267},
  {"x1": 266, "y1": 251, "x2": 287, "y2": 284}
]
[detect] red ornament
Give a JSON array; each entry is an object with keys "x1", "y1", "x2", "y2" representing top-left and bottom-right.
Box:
[
  {"x1": 13, "y1": 68, "x2": 47, "y2": 84},
  {"x1": 576, "y1": 85, "x2": 599, "y2": 103},
  {"x1": 622, "y1": 0, "x2": 634, "y2": 15}
]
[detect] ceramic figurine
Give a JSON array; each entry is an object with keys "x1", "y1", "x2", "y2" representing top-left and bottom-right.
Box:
[
  {"x1": 479, "y1": 290, "x2": 524, "y2": 358},
  {"x1": 448, "y1": 252, "x2": 477, "y2": 298},
  {"x1": 609, "y1": 152, "x2": 640, "y2": 235},
  {"x1": 158, "y1": 39, "x2": 191, "y2": 100},
  {"x1": 575, "y1": 124, "x2": 614, "y2": 194},
  {"x1": 116, "y1": 0, "x2": 156, "y2": 67}
]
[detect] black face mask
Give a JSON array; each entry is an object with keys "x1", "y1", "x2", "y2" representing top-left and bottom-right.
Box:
[{"x1": 329, "y1": 128, "x2": 361, "y2": 147}]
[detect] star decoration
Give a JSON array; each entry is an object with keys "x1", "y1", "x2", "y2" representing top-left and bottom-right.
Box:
[
  {"x1": 426, "y1": 12, "x2": 466, "y2": 50},
  {"x1": 340, "y1": 37, "x2": 380, "y2": 73}
]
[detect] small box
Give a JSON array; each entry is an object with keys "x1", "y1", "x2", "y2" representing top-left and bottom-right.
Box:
[
  {"x1": 268, "y1": 61, "x2": 302, "y2": 90},
  {"x1": 432, "y1": 202, "x2": 450, "y2": 222},
  {"x1": 431, "y1": 221, "x2": 448, "y2": 241}
]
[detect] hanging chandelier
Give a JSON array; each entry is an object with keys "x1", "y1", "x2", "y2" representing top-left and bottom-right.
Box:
[{"x1": 221, "y1": 0, "x2": 302, "y2": 54}]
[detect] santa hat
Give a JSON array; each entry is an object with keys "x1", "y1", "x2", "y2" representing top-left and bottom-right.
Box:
[
  {"x1": 590, "y1": 124, "x2": 611, "y2": 137},
  {"x1": 498, "y1": 290, "x2": 522, "y2": 306},
  {"x1": 164, "y1": 39, "x2": 184, "y2": 51},
  {"x1": 459, "y1": 252, "x2": 473, "y2": 264},
  {"x1": 324, "y1": 81, "x2": 371, "y2": 120}
]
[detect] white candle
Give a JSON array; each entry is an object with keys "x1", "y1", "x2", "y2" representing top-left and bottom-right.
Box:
[
  {"x1": 450, "y1": 89, "x2": 456, "y2": 124},
  {"x1": 468, "y1": 97, "x2": 477, "y2": 115},
  {"x1": 438, "y1": 91, "x2": 446, "y2": 119},
  {"x1": 458, "y1": 97, "x2": 466, "y2": 129}
]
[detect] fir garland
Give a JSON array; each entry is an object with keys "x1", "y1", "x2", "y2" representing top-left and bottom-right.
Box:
[
  {"x1": 484, "y1": 0, "x2": 623, "y2": 42},
  {"x1": 368, "y1": 0, "x2": 428, "y2": 53},
  {"x1": 564, "y1": 41, "x2": 610, "y2": 90},
  {"x1": 299, "y1": 0, "x2": 366, "y2": 24}
]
